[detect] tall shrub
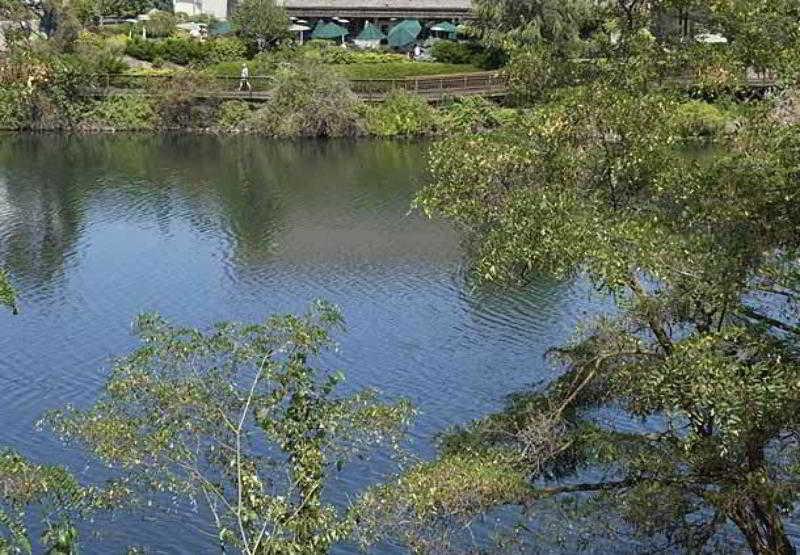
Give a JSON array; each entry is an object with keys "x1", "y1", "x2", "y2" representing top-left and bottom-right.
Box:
[
  {"x1": 248, "y1": 64, "x2": 365, "y2": 137},
  {"x1": 364, "y1": 90, "x2": 437, "y2": 137}
]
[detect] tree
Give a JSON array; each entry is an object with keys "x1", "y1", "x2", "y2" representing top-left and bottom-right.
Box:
[
  {"x1": 359, "y1": 2, "x2": 800, "y2": 554},
  {"x1": 96, "y1": 0, "x2": 151, "y2": 19},
  {"x1": 48, "y1": 302, "x2": 413, "y2": 554},
  {"x1": 469, "y1": 0, "x2": 596, "y2": 52},
  {"x1": 40, "y1": 0, "x2": 81, "y2": 51},
  {"x1": 146, "y1": 9, "x2": 176, "y2": 38},
  {"x1": 231, "y1": 0, "x2": 289, "y2": 52},
  {"x1": 0, "y1": 449, "x2": 129, "y2": 553},
  {"x1": 70, "y1": 0, "x2": 100, "y2": 26}
]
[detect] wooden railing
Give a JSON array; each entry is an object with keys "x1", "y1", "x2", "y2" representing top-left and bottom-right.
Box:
[{"x1": 349, "y1": 72, "x2": 508, "y2": 100}]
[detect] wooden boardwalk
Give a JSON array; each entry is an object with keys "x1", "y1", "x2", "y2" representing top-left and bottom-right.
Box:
[
  {"x1": 84, "y1": 72, "x2": 510, "y2": 103},
  {"x1": 83, "y1": 68, "x2": 781, "y2": 105}
]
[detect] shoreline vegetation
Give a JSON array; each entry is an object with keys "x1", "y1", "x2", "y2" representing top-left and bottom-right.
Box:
[
  {"x1": 0, "y1": 10, "x2": 752, "y2": 140},
  {"x1": 0, "y1": 26, "x2": 510, "y2": 138}
]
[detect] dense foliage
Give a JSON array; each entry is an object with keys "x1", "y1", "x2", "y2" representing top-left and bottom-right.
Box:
[
  {"x1": 240, "y1": 63, "x2": 364, "y2": 137},
  {"x1": 48, "y1": 303, "x2": 412, "y2": 554},
  {"x1": 469, "y1": 0, "x2": 595, "y2": 51},
  {"x1": 429, "y1": 40, "x2": 505, "y2": 69},
  {"x1": 360, "y1": 1, "x2": 800, "y2": 554},
  {"x1": 364, "y1": 90, "x2": 437, "y2": 137},
  {"x1": 125, "y1": 36, "x2": 212, "y2": 66},
  {"x1": 231, "y1": 0, "x2": 289, "y2": 53}
]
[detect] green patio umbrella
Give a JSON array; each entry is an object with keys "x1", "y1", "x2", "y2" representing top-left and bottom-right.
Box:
[
  {"x1": 431, "y1": 21, "x2": 458, "y2": 34},
  {"x1": 357, "y1": 21, "x2": 386, "y2": 41},
  {"x1": 388, "y1": 19, "x2": 421, "y2": 48},
  {"x1": 431, "y1": 21, "x2": 458, "y2": 40},
  {"x1": 311, "y1": 21, "x2": 350, "y2": 41}
]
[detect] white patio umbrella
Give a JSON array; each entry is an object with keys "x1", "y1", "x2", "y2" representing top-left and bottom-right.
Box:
[{"x1": 289, "y1": 23, "x2": 311, "y2": 44}]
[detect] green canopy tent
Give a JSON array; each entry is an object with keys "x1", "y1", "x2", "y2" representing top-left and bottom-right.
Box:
[
  {"x1": 311, "y1": 21, "x2": 350, "y2": 43},
  {"x1": 388, "y1": 19, "x2": 421, "y2": 49},
  {"x1": 355, "y1": 21, "x2": 386, "y2": 49},
  {"x1": 431, "y1": 21, "x2": 458, "y2": 39}
]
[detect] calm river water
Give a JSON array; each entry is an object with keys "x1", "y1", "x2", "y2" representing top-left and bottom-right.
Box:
[{"x1": 0, "y1": 135, "x2": 590, "y2": 553}]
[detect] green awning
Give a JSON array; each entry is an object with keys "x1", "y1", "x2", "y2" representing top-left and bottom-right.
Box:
[
  {"x1": 357, "y1": 21, "x2": 385, "y2": 41},
  {"x1": 311, "y1": 21, "x2": 349, "y2": 40},
  {"x1": 388, "y1": 19, "x2": 421, "y2": 48}
]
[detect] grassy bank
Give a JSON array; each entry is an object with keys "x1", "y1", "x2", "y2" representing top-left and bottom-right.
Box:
[{"x1": 335, "y1": 63, "x2": 480, "y2": 80}]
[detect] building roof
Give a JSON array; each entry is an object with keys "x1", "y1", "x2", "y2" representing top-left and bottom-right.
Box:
[
  {"x1": 282, "y1": 0, "x2": 470, "y2": 8},
  {"x1": 279, "y1": 0, "x2": 472, "y2": 19}
]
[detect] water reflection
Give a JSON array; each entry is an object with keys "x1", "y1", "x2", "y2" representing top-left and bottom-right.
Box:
[{"x1": 0, "y1": 134, "x2": 586, "y2": 552}]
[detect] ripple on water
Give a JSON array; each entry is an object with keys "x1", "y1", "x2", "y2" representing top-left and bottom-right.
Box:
[{"x1": 0, "y1": 135, "x2": 604, "y2": 553}]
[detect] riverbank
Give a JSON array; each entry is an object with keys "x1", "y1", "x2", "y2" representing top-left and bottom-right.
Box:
[
  {"x1": 0, "y1": 74, "x2": 517, "y2": 138},
  {"x1": 0, "y1": 28, "x2": 510, "y2": 138}
]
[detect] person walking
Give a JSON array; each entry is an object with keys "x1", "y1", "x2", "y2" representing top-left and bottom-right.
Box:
[
  {"x1": 413, "y1": 43, "x2": 422, "y2": 60},
  {"x1": 239, "y1": 63, "x2": 251, "y2": 91}
]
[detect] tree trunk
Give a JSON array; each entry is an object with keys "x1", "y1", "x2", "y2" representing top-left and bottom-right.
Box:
[{"x1": 729, "y1": 497, "x2": 796, "y2": 555}]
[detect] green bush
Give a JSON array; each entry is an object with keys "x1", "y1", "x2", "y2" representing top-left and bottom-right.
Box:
[
  {"x1": 317, "y1": 46, "x2": 353, "y2": 65},
  {"x1": 207, "y1": 37, "x2": 247, "y2": 63},
  {"x1": 125, "y1": 37, "x2": 159, "y2": 61},
  {"x1": 126, "y1": 37, "x2": 211, "y2": 66},
  {"x1": 337, "y1": 62, "x2": 479, "y2": 80},
  {"x1": 470, "y1": 46, "x2": 507, "y2": 70},
  {"x1": 304, "y1": 39, "x2": 331, "y2": 50},
  {"x1": 318, "y1": 48, "x2": 405, "y2": 65},
  {"x1": 365, "y1": 90, "x2": 437, "y2": 136},
  {"x1": 160, "y1": 37, "x2": 211, "y2": 66},
  {"x1": 74, "y1": 32, "x2": 127, "y2": 74},
  {"x1": 671, "y1": 100, "x2": 730, "y2": 138},
  {"x1": 154, "y1": 73, "x2": 217, "y2": 128},
  {"x1": 147, "y1": 11, "x2": 177, "y2": 38},
  {"x1": 74, "y1": 31, "x2": 105, "y2": 50},
  {"x1": 216, "y1": 100, "x2": 251, "y2": 129},
  {"x1": 104, "y1": 34, "x2": 129, "y2": 56},
  {"x1": 429, "y1": 41, "x2": 505, "y2": 69},
  {"x1": 247, "y1": 64, "x2": 365, "y2": 137},
  {"x1": 81, "y1": 95, "x2": 158, "y2": 130},
  {"x1": 438, "y1": 96, "x2": 517, "y2": 133},
  {"x1": 0, "y1": 87, "x2": 30, "y2": 129},
  {"x1": 430, "y1": 41, "x2": 474, "y2": 65},
  {"x1": 505, "y1": 45, "x2": 586, "y2": 104}
]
